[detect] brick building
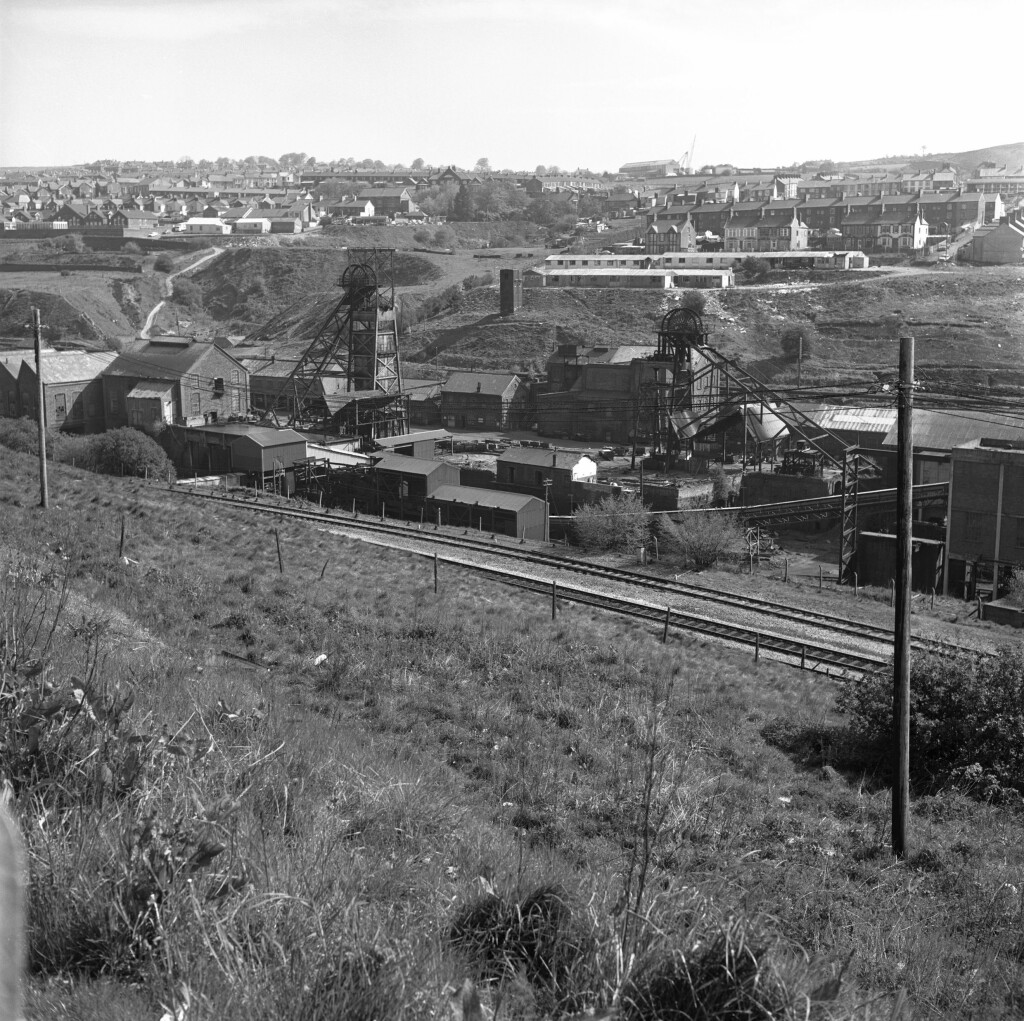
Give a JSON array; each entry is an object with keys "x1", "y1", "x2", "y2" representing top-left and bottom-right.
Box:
[{"x1": 101, "y1": 338, "x2": 249, "y2": 431}]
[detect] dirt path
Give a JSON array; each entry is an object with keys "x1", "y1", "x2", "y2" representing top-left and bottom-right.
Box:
[{"x1": 141, "y1": 246, "x2": 223, "y2": 339}]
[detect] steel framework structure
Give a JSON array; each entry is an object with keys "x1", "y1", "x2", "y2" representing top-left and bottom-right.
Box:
[
  {"x1": 277, "y1": 249, "x2": 407, "y2": 438},
  {"x1": 646, "y1": 307, "x2": 846, "y2": 469}
]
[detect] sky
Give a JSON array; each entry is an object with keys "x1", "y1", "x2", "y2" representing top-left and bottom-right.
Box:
[{"x1": 1, "y1": 0, "x2": 1018, "y2": 172}]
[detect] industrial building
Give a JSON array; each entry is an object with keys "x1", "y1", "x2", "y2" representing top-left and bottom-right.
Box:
[
  {"x1": 495, "y1": 448, "x2": 598, "y2": 514},
  {"x1": 945, "y1": 439, "x2": 1024, "y2": 600},
  {"x1": 424, "y1": 485, "x2": 546, "y2": 540}
]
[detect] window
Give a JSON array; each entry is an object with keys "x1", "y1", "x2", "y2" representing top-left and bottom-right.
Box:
[
  {"x1": 54, "y1": 393, "x2": 66, "y2": 420},
  {"x1": 1015, "y1": 517, "x2": 1024, "y2": 550},
  {"x1": 191, "y1": 392, "x2": 200, "y2": 417},
  {"x1": 213, "y1": 376, "x2": 224, "y2": 396},
  {"x1": 109, "y1": 391, "x2": 120, "y2": 413}
]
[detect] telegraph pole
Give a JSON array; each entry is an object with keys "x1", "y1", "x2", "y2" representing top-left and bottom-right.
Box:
[
  {"x1": 892, "y1": 334, "x2": 914, "y2": 857},
  {"x1": 32, "y1": 308, "x2": 49, "y2": 509}
]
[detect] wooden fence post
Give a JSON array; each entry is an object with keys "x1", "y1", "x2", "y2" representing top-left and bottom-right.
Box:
[
  {"x1": 274, "y1": 529, "x2": 284, "y2": 573},
  {"x1": 662, "y1": 606, "x2": 670, "y2": 643},
  {"x1": 551, "y1": 579, "x2": 557, "y2": 620},
  {"x1": 784, "y1": 558, "x2": 789, "y2": 583},
  {"x1": 755, "y1": 632, "x2": 760, "y2": 663},
  {"x1": 433, "y1": 552, "x2": 438, "y2": 595},
  {"x1": 818, "y1": 565, "x2": 823, "y2": 590}
]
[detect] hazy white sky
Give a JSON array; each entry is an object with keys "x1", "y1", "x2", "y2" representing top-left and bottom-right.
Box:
[{"x1": 1, "y1": 0, "x2": 1017, "y2": 170}]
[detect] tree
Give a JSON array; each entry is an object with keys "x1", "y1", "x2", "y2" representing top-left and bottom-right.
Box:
[
  {"x1": 411, "y1": 157, "x2": 425, "y2": 171},
  {"x1": 416, "y1": 183, "x2": 459, "y2": 218},
  {"x1": 780, "y1": 324, "x2": 814, "y2": 360},
  {"x1": 535, "y1": 165, "x2": 547, "y2": 176},
  {"x1": 741, "y1": 256, "x2": 769, "y2": 282},
  {"x1": 452, "y1": 183, "x2": 477, "y2": 221},
  {"x1": 474, "y1": 157, "x2": 490, "y2": 173}
]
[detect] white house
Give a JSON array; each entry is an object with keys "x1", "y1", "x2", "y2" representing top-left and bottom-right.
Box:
[
  {"x1": 234, "y1": 217, "x2": 271, "y2": 234},
  {"x1": 182, "y1": 217, "x2": 231, "y2": 235}
]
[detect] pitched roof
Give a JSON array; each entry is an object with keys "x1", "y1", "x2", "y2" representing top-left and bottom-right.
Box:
[
  {"x1": 497, "y1": 448, "x2": 595, "y2": 470},
  {"x1": 443, "y1": 372, "x2": 521, "y2": 397},
  {"x1": 374, "y1": 453, "x2": 449, "y2": 476},
  {"x1": 883, "y1": 409, "x2": 1024, "y2": 451},
  {"x1": 104, "y1": 340, "x2": 238, "y2": 379},
  {"x1": 29, "y1": 350, "x2": 116, "y2": 383},
  {"x1": 430, "y1": 484, "x2": 541, "y2": 513}
]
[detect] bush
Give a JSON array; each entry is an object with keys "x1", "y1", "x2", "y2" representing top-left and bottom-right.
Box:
[
  {"x1": 677, "y1": 290, "x2": 707, "y2": 315},
  {"x1": 154, "y1": 254, "x2": 175, "y2": 273},
  {"x1": 172, "y1": 278, "x2": 202, "y2": 310},
  {"x1": 837, "y1": 646, "x2": 1024, "y2": 797},
  {"x1": 740, "y1": 257, "x2": 769, "y2": 283},
  {"x1": 461, "y1": 272, "x2": 494, "y2": 290},
  {"x1": 780, "y1": 324, "x2": 814, "y2": 360},
  {"x1": 1005, "y1": 566, "x2": 1024, "y2": 606},
  {"x1": 123, "y1": 242, "x2": 142, "y2": 255},
  {"x1": 656, "y1": 511, "x2": 742, "y2": 570},
  {"x1": 91, "y1": 428, "x2": 175, "y2": 480},
  {"x1": 708, "y1": 466, "x2": 738, "y2": 507},
  {"x1": 573, "y1": 493, "x2": 650, "y2": 553}
]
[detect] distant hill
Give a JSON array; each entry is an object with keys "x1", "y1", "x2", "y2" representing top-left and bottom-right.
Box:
[{"x1": 848, "y1": 141, "x2": 1024, "y2": 174}]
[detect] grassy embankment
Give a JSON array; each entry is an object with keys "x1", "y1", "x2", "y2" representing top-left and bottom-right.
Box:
[{"x1": 3, "y1": 444, "x2": 1024, "y2": 1019}]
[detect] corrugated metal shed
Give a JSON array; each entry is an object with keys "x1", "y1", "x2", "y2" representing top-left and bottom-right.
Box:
[{"x1": 882, "y1": 409, "x2": 1024, "y2": 451}]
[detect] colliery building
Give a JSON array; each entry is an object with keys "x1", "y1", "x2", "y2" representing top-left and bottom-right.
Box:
[{"x1": 102, "y1": 338, "x2": 249, "y2": 432}]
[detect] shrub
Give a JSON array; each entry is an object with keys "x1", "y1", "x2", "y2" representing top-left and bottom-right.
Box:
[
  {"x1": 154, "y1": 254, "x2": 175, "y2": 273},
  {"x1": 708, "y1": 465, "x2": 738, "y2": 507},
  {"x1": 780, "y1": 324, "x2": 814, "y2": 360},
  {"x1": 172, "y1": 278, "x2": 202, "y2": 310},
  {"x1": 448, "y1": 884, "x2": 595, "y2": 1014},
  {"x1": 1005, "y1": 566, "x2": 1024, "y2": 606},
  {"x1": 462, "y1": 272, "x2": 494, "y2": 290},
  {"x1": 123, "y1": 242, "x2": 142, "y2": 255},
  {"x1": 741, "y1": 256, "x2": 768, "y2": 283},
  {"x1": 837, "y1": 645, "x2": 1024, "y2": 796},
  {"x1": 656, "y1": 511, "x2": 742, "y2": 570},
  {"x1": 91, "y1": 428, "x2": 175, "y2": 480},
  {"x1": 573, "y1": 493, "x2": 650, "y2": 553},
  {"x1": 59, "y1": 234, "x2": 87, "y2": 254},
  {"x1": 677, "y1": 290, "x2": 707, "y2": 315}
]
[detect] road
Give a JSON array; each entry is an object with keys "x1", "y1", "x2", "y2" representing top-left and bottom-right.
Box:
[{"x1": 141, "y1": 246, "x2": 223, "y2": 339}]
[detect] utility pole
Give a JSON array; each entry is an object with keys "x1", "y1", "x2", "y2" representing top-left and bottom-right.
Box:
[
  {"x1": 892, "y1": 334, "x2": 914, "y2": 858},
  {"x1": 32, "y1": 308, "x2": 49, "y2": 509}
]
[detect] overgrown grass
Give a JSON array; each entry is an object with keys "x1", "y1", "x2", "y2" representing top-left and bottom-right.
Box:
[{"x1": 1, "y1": 446, "x2": 1022, "y2": 1018}]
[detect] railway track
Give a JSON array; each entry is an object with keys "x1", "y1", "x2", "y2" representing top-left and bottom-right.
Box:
[{"x1": 168, "y1": 486, "x2": 961, "y2": 674}]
